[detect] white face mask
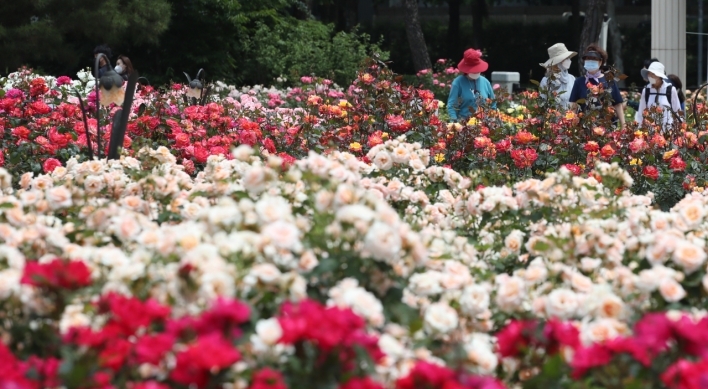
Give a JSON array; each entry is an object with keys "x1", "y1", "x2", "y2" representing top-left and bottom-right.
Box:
[
  {"x1": 467, "y1": 73, "x2": 481, "y2": 80},
  {"x1": 560, "y1": 59, "x2": 572, "y2": 70},
  {"x1": 648, "y1": 76, "x2": 661, "y2": 86},
  {"x1": 115, "y1": 65, "x2": 124, "y2": 74}
]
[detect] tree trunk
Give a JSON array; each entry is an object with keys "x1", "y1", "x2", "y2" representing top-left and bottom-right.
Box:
[
  {"x1": 403, "y1": 0, "x2": 432, "y2": 71},
  {"x1": 571, "y1": 0, "x2": 581, "y2": 54},
  {"x1": 578, "y1": 0, "x2": 607, "y2": 52},
  {"x1": 606, "y1": 0, "x2": 624, "y2": 87},
  {"x1": 447, "y1": 0, "x2": 461, "y2": 58},
  {"x1": 578, "y1": 0, "x2": 607, "y2": 74},
  {"x1": 471, "y1": 0, "x2": 488, "y2": 49}
]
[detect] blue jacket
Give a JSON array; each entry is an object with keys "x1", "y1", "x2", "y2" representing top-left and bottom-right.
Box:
[{"x1": 447, "y1": 75, "x2": 496, "y2": 121}]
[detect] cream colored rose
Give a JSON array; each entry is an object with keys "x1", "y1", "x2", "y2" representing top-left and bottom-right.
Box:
[
  {"x1": 262, "y1": 221, "x2": 300, "y2": 251},
  {"x1": 46, "y1": 186, "x2": 72, "y2": 209},
  {"x1": 678, "y1": 200, "x2": 704, "y2": 227},
  {"x1": 459, "y1": 284, "x2": 490, "y2": 316},
  {"x1": 59, "y1": 304, "x2": 91, "y2": 334},
  {"x1": 391, "y1": 146, "x2": 411, "y2": 164},
  {"x1": 408, "y1": 271, "x2": 443, "y2": 296},
  {"x1": 364, "y1": 222, "x2": 402, "y2": 262},
  {"x1": 373, "y1": 151, "x2": 393, "y2": 170},
  {"x1": 424, "y1": 302, "x2": 459, "y2": 334},
  {"x1": 659, "y1": 278, "x2": 687, "y2": 303},
  {"x1": 255, "y1": 318, "x2": 283, "y2": 346},
  {"x1": 495, "y1": 275, "x2": 525, "y2": 312},
  {"x1": 504, "y1": 230, "x2": 524, "y2": 253},
  {"x1": 672, "y1": 240, "x2": 707, "y2": 274},
  {"x1": 250, "y1": 263, "x2": 282, "y2": 284},
  {"x1": 545, "y1": 288, "x2": 579, "y2": 319}
]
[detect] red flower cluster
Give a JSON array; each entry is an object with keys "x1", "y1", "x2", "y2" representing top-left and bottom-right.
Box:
[
  {"x1": 0, "y1": 342, "x2": 60, "y2": 389},
  {"x1": 277, "y1": 299, "x2": 384, "y2": 369},
  {"x1": 21, "y1": 258, "x2": 92, "y2": 290},
  {"x1": 495, "y1": 319, "x2": 579, "y2": 359},
  {"x1": 396, "y1": 361, "x2": 507, "y2": 389},
  {"x1": 510, "y1": 148, "x2": 538, "y2": 168}
]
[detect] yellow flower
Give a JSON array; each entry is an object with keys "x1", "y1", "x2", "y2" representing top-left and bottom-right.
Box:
[
  {"x1": 629, "y1": 158, "x2": 643, "y2": 166},
  {"x1": 349, "y1": 142, "x2": 362, "y2": 152},
  {"x1": 517, "y1": 115, "x2": 524, "y2": 121},
  {"x1": 437, "y1": 100, "x2": 446, "y2": 108},
  {"x1": 565, "y1": 112, "x2": 576, "y2": 120},
  {"x1": 434, "y1": 153, "x2": 446, "y2": 163},
  {"x1": 663, "y1": 150, "x2": 678, "y2": 160},
  {"x1": 634, "y1": 130, "x2": 645, "y2": 138},
  {"x1": 467, "y1": 117, "x2": 478, "y2": 126},
  {"x1": 515, "y1": 105, "x2": 526, "y2": 112},
  {"x1": 338, "y1": 100, "x2": 352, "y2": 108},
  {"x1": 381, "y1": 132, "x2": 389, "y2": 140},
  {"x1": 447, "y1": 123, "x2": 463, "y2": 131},
  {"x1": 506, "y1": 108, "x2": 515, "y2": 114}
]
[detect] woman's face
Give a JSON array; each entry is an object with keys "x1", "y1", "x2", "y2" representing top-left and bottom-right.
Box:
[{"x1": 116, "y1": 59, "x2": 124, "y2": 69}]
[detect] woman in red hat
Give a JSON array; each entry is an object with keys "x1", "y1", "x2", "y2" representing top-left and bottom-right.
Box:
[{"x1": 447, "y1": 48, "x2": 496, "y2": 122}]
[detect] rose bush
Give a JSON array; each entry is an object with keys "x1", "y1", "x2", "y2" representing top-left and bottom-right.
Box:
[{"x1": 1, "y1": 58, "x2": 708, "y2": 387}]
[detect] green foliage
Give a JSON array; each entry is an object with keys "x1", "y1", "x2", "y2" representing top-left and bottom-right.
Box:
[
  {"x1": 244, "y1": 20, "x2": 388, "y2": 86},
  {"x1": 0, "y1": 0, "x2": 171, "y2": 75}
]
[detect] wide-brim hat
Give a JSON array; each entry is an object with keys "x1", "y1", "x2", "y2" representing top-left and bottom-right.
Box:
[
  {"x1": 540, "y1": 43, "x2": 577, "y2": 68},
  {"x1": 458, "y1": 48, "x2": 489, "y2": 73},
  {"x1": 641, "y1": 61, "x2": 669, "y2": 80}
]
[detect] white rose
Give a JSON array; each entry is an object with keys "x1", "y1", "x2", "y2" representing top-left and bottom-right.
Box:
[
  {"x1": 255, "y1": 318, "x2": 283, "y2": 346},
  {"x1": 262, "y1": 221, "x2": 300, "y2": 251},
  {"x1": 459, "y1": 284, "x2": 490, "y2": 316},
  {"x1": 250, "y1": 264, "x2": 282, "y2": 284},
  {"x1": 408, "y1": 272, "x2": 443, "y2": 296},
  {"x1": 424, "y1": 302, "x2": 459, "y2": 334},
  {"x1": 373, "y1": 151, "x2": 393, "y2": 170},
  {"x1": 364, "y1": 222, "x2": 402, "y2": 262},
  {"x1": 46, "y1": 186, "x2": 72, "y2": 209},
  {"x1": 545, "y1": 288, "x2": 579, "y2": 319},
  {"x1": 495, "y1": 275, "x2": 525, "y2": 312}
]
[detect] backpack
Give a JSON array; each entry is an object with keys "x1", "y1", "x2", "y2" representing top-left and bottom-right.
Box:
[
  {"x1": 644, "y1": 84, "x2": 675, "y2": 109},
  {"x1": 643, "y1": 84, "x2": 683, "y2": 122}
]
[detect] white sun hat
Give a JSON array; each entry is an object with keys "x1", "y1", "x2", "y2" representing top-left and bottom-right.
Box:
[
  {"x1": 540, "y1": 43, "x2": 577, "y2": 68},
  {"x1": 641, "y1": 61, "x2": 669, "y2": 81}
]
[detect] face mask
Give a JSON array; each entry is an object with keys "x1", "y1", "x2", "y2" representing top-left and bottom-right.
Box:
[
  {"x1": 584, "y1": 60, "x2": 600, "y2": 72},
  {"x1": 115, "y1": 65, "x2": 123, "y2": 73},
  {"x1": 560, "y1": 59, "x2": 572, "y2": 70},
  {"x1": 467, "y1": 73, "x2": 481, "y2": 80}
]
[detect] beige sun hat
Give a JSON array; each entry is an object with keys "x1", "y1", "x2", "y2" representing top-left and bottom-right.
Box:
[{"x1": 540, "y1": 43, "x2": 577, "y2": 68}]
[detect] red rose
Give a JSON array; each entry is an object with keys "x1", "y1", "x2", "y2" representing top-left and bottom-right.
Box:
[
  {"x1": 515, "y1": 130, "x2": 535, "y2": 144},
  {"x1": 263, "y1": 138, "x2": 276, "y2": 154},
  {"x1": 249, "y1": 368, "x2": 288, "y2": 389},
  {"x1": 11, "y1": 126, "x2": 30, "y2": 139},
  {"x1": 669, "y1": 156, "x2": 687, "y2": 172},
  {"x1": 473, "y1": 136, "x2": 492, "y2": 149},
  {"x1": 562, "y1": 164, "x2": 582, "y2": 176},
  {"x1": 495, "y1": 320, "x2": 537, "y2": 358},
  {"x1": 642, "y1": 166, "x2": 659, "y2": 180},
  {"x1": 135, "y1": 333, "x2": 175, "y2": 365},
  {"x1": 174, "y1": 133, "x2": 191, "y2": 148},
  {"x1": 43, "y1": 158, "x2": 62, "y2": 173},
  {"x1": 170, "y1": 333, "x2": 241, "y2": 387},
  {"x1": 21, "y1": 258, "x2": 92, "y2": 290},
  {"x1": 56, "y1": 76, "x2": 72, "y2": 86},
  {"x1": 510, "y1": 148, "x2": 538, "y2": 168},
  {"x1": 395, "y1": 361, "x2": 455, "y2": 389},
  {"x1": 495, "y1": 139, "x2": 512, "y2": 152},
  {"x1": 339, "y1": 377, "x2": 385, "y2": 389},
  {"x1": 569, "y1": 344, "x2": 613, "y2": 379},
  {"x1": 98, "y1": 338, "x2": 132, "y2": 371},
  {"x1": 0, "y1": 149, "x2": 5, "y2": 167},
  {"x1": 600, "y1": 144, "x2": 615, "y2": 158},
  {"x1": 129, "y1": 382, "x2": 171, "y2": 389},
  {"x1": 583, "y1": 141, "x2": 599, "y2": 152},
  {"x1": 193, "y1": 146, "x2": 209, "y2": 163}
]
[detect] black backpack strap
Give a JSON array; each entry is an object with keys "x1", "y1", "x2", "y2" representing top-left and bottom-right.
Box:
[
  {"x1": 664, "y1": 85, "x2": 674, "y2": 110},
  {"x1": 644, "y1": 86, "x2": 651, "y2": 105}
]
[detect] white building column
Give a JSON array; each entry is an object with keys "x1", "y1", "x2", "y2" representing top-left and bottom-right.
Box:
[{"x1": 652, "y1": 0, "x2": 686, "y2": 84}]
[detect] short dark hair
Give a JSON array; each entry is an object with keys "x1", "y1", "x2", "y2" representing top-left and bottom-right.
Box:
[
  {"x1": 93, "y1": 44, "x2": 112, "y2": 59},
  {"x1": 643, "y1": 58, "x2": 659, "y2": 69},
  {"x1": 667, "y1": 74, "x2": 685, "y2": 104},
  {"x1": 582, "y1": 43, "x2": 608, "y2": 64}
]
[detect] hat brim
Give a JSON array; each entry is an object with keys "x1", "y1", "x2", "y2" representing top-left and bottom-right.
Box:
[
  {"x1": 641, "y1": 68, "x2": 669, "y2": 80},
  {"x1": 540, "y1": 51, "x2": 577, "y2": 68},
  {"x1": 458, "y1": 59, "x2": 489, "y2": 74}
]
